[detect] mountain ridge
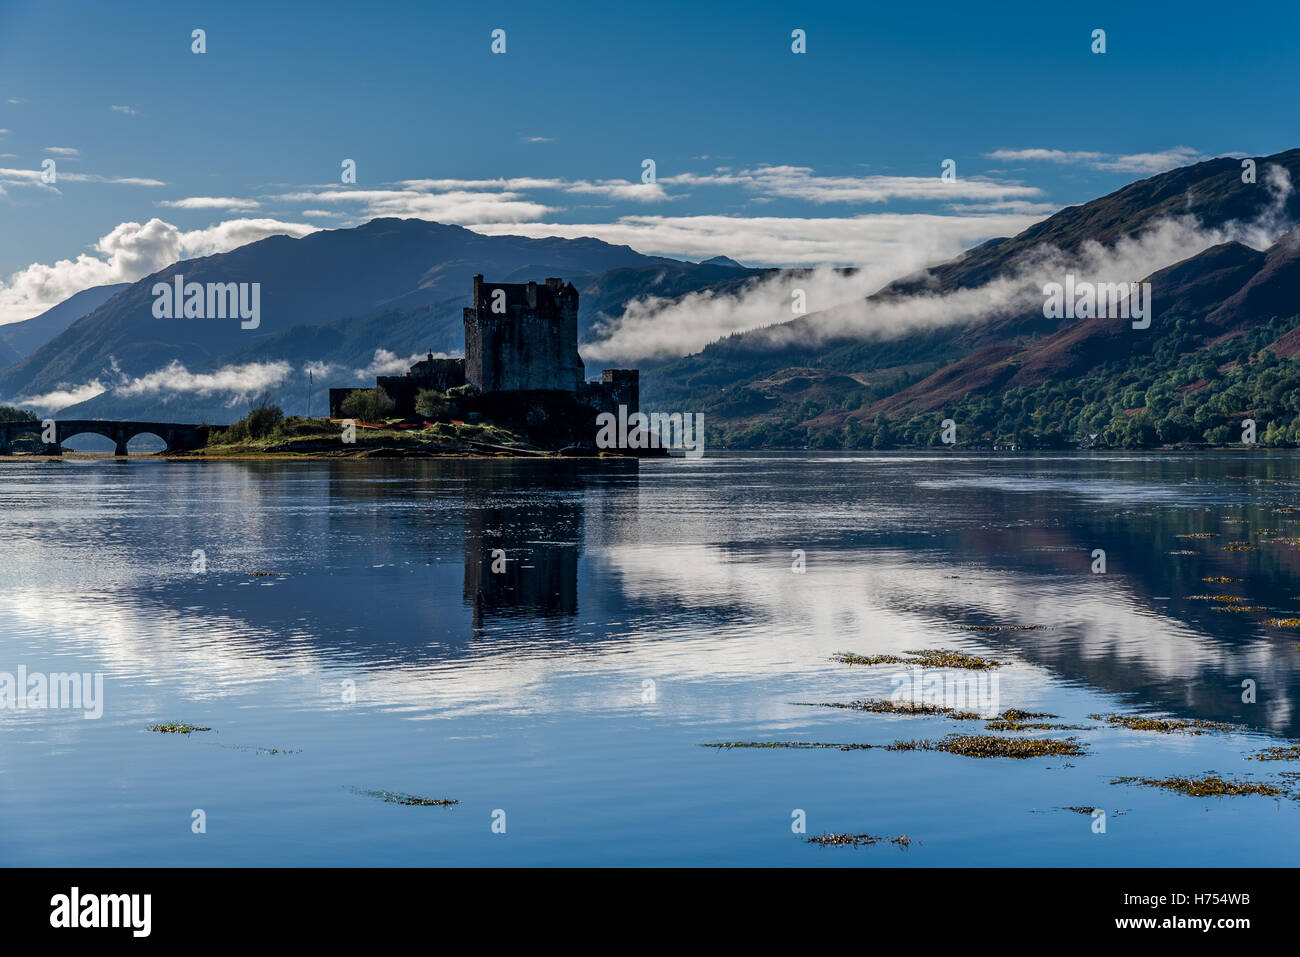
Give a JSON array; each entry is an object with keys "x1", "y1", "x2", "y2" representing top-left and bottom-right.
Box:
[{"x1": 640, "y1": 148, "x2": 1300, "y2": 446}]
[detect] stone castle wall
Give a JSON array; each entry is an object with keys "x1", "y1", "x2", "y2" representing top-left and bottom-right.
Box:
[
  {"x1": 464, "y1": 276, "x2": 584, "y2": 394},
  {"x1": 330, "y1": 355, "x2": 467, "y2": 417},
  {"x1": 582, "y1": 368, "x2": 640, "y2": 418}
]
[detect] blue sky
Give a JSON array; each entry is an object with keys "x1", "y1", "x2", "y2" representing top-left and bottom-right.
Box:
[{"x1": 0, "y1": 0, "x2": 1295, "y2": 324}]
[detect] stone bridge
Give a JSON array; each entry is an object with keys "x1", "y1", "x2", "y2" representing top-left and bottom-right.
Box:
[{"x1": 0, "y1": 419, "x2": 213, "y2": 456}]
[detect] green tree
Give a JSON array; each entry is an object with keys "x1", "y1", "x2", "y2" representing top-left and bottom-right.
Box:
[
  {"x1": 340, "y1": 388, "x2": 395, "y2": 421},
  {"x1": 0, "y1": 405, "x2": 37, "y2": 422},
  {"x1": 244, "y1": 397, "x2": 284, "y2": 438}
]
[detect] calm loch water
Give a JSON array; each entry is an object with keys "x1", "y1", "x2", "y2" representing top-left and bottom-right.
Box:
[{"x1": 2, "y1": 451, "x2": 1299, "y2": 866}]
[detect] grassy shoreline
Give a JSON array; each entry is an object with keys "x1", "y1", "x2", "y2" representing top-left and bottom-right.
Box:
[
  {"x1": 0, "y1": 448, "x2": 601, "y2": 460},
  {"x1": 2, "y1": 443, "x2": 1296, "y2": 461}
]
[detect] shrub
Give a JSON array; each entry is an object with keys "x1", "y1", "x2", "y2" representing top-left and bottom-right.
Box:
[
  {"x1": 340, "y1": 387, "x2": 395, "y2": 421},
  {"x1": 218, "y1": 420, "x2": 247, "y2": 444},
  {"x1": 215, "y1": 397, "x2": 283, "y2": 444},
  {"x1": 414, "y1": 388, "x2": 450, "y2": 419},
  {"x1": 273, "y1": 416, "x2": 338, "y2": 438}
]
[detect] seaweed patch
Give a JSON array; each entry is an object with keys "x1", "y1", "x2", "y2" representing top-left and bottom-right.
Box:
[
  {"x1": 1090, "y1": 713, "x2": 1242, "y2": 735},
  {"x1": 353, "y1": 788, "x2": 458, "y2": 806},
  {"x1": 830, "y1": 653, "x2": 907, "y2": 666},
  {"x1": 905, "y1": 649, "x2": 1003, "y2": 669},
  {"x1": 1110, "y1": 774, "x2": 1286, "y2": 798},
  {"x1": 147, "y1": 723, "x2": 212, "y2": 734},
  {"x1": 219, "y1": 744, "x2": 301, "y2": 755},
  {"x1": 806, "y1": 832, "x2": 917, "y2": 848},
  {"x1": 701, "y1": 734, "x2": 1084, "y2": 757},
  {"x1": 792, "y1": 699, "x2": 979, "y2": 718},
  {"x1": 986, "y1": 719, "x2": 1091, "y2": 731},
  {"x1": 831, "y1": 649, "x2": 1002, "y2": 669},
  {"x1": 1250, "y1": 745, "x2": 1300, "y2": 761},
  {"x1": 886, "y1": 735, "x2": 1084, "y2": 758}
]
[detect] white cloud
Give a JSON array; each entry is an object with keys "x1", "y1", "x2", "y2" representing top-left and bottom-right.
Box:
[
  {"x1": 563, "y1": 179, "x2": 669, "y2": 202},
  {"x1": 1096, "y1": 148, "x2": 1210, "y2": 174},
  {"x1": 358, "y1": 348, "x2": 425, "y2": 376},
  {"x1": 110, "y1": 105, "x2": 138, "y2": 115},
  {"x1": 0, "y1": 169, "x2": 43, "y2": 186},
  {"x1": 401, "y1": 175, "x2": 668, "y2": 203},
  {"x1": 0, "y1": 216, "x2": 320, "y2": 325},
  {"x1": 663, "y1": 165, "x2": 1044, "y2": 205},
  {"x1": 173, "y1": 217, "x2": 321, "y2": 257},
  {"x1": 278, "y1": 187, "x2": 553, "y2": 223},
  {"x1": 12, "y1": 358, "x2": 301, "y2": 413},
  {"x1": 986, "y1": 148, "x2": 1106, "y2": 165},
  {"x1": 473, "y1": 210, "x2": 1046, "y2": 268},
  {"x1": 294, "y1": 166, "x2": 1030, "y2": 216},
  {"x1": 0, "y1": 166, "x2": 165, "y2": 187},
  {"x1": 158, "y1": 196, "x2": 261, "y2": 210},
  {"x1": 390, "y1": 167, "x2": 1043, "y2": 206},
  {"x1": 43, "y1": 146, "x2": 79, "y2": 156},
  {"x1": 13, "y1": 379, "x2": 107, "y2": 411},
  {"x1": 76, "y1": 173, "x2": 166, "y2": 187},
  {"x1": 986, "y1": 146, "x2": 1213, "y2": 174},
  {"x1": 398, "y1": 177, "x2": 565, "y2": 191},
  {"x1": 113, "y1": 359, "x2": 293, "y2": 401},
  {"x1": 947, "y1": 200, "x2": 1060, "y2": 214}
]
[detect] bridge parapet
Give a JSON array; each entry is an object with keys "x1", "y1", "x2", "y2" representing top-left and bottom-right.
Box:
[{"x1": 0, "y1": 419, "x2": 211, "y2": 456}]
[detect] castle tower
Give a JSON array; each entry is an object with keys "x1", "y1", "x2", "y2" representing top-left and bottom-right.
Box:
[{"x1": 463, "y1": 274, "x2": 584, "y2": 393}]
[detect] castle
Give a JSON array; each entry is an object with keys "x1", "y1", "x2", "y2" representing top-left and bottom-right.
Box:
[
  {"x1": 329, "y1": 275, "x2": 638, "y2": 436},
  {"x1": 466, "y1": 275, "x2": 584, "y2": 393}
]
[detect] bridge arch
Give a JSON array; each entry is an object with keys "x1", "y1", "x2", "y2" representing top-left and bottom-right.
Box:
[
  {"x1": 59, "y1": 431, "x2": 117, "y2": 454},
  {"x1": 124, "y1": 431, "x2": 169, "y2": 455}
]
